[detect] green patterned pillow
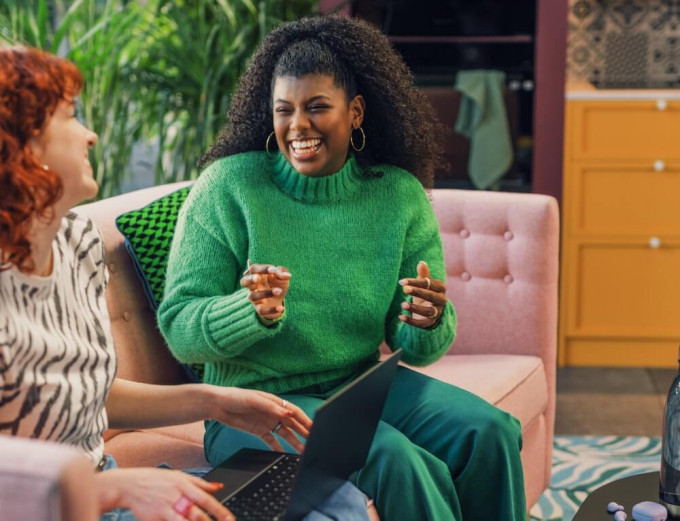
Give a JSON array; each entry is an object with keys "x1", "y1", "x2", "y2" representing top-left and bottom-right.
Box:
[
  {"x1": 115, "y1": 186, "x2": 191, "y2": 311},
  {"x1": 115, "y1": 185, "x2": 204, "y2": 382}
]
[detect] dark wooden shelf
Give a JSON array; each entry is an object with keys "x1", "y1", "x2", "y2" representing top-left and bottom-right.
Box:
[{"x1": 388, "y1": 35, "x2": 534, "y2": 44}]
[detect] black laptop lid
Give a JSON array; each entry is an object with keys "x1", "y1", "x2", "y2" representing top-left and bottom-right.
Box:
[{"x1": 284, "y1": 349, "x2": 401, "y2": 520}]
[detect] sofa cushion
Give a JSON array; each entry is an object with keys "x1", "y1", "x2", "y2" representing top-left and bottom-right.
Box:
[
  {"x1": 410, "y1": 354, "x2": 547, "y2": 430},
  {"x1": 115, "y1": 185, "x2": 192, "y2": 310}
]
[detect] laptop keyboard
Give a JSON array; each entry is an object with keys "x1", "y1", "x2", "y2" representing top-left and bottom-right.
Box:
[{"x1": 223, "y1": 454, "x2": 302, "y2": 521}]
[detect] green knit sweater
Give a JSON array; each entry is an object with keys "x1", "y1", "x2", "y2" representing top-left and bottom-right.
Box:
[{"x1": 158, "y1": 151, "x2": 456, "y2": 394}]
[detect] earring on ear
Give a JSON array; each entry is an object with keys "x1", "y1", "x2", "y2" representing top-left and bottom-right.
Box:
[
  {"x1": 350, "y1": 126, "x2": 366, "y2": 152},
  {"x1": 42, "y1": 165, "x2": 49, "y2": 171},
  {"x1": 265, "y1": 131, "x2": 277, "y2": 157}
]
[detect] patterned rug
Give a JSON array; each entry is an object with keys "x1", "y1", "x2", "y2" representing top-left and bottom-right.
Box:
[{"x1": 529, "y1": 435, "x2": 662, "y2": 521}]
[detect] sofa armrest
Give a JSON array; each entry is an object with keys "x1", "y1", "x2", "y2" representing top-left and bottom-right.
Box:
[{"x1": 0, "y1": 435, "x2": 98, "y2": 521}]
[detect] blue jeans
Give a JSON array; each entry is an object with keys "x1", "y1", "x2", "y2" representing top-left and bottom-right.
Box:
[{"x1": 99, "y1": 455, "x2": 369, "y2": 521}]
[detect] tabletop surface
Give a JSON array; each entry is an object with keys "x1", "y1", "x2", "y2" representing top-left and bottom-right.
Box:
[{"x1": 573, "y1": 471, "x2": 665, "y2": 520}]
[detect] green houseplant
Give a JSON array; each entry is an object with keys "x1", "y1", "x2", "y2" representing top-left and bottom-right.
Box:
[{"x1": 0, "y1": 0, "x2": 318, "y2": 197}]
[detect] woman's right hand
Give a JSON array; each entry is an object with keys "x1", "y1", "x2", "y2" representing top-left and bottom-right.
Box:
[
  {"x1": 240, "y1": 262, "x2": 291, "y2": 322},
  {"x1": 97, "y1": 467, "x2": 233, "y2": 521}
]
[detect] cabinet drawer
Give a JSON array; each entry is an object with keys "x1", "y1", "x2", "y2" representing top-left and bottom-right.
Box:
[
  {"x1": 567, "y1": 161, "x2": 680, "y2": 236},
  {"x1": 565, "y1": 240, "x2": 680, "y2": 336},
  {"x1": 569, "y1": 100, "x2": 680, "y2": 159},
  {"x1": 563, "y1": 338, "x2": 678, "y2": 367}
]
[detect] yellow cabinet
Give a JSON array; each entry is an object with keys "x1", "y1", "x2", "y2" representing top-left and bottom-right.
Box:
[{"x1": 560, "y1": 98, "x2": 680, "y2": 367}]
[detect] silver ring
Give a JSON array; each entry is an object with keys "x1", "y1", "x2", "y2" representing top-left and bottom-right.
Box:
[
  {"x1": 425, "y1": 277, "x2": 431, "y2": 290},
  {"x1": 271, "y1": 422, "x2": 282, "y2": 434},
  {"x1": 282, "y1": 399, "x2": 288, "y2": 408}
]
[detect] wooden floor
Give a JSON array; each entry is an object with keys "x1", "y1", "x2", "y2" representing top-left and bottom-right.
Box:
[{"x1": 555, "y1": 367, "x2": 677, "y2": 437}]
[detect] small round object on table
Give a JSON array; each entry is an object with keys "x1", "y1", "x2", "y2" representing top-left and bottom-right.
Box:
[
  {"x1": 614, "y1": 511, "x2": 627, "y2": 521},
  {"x1": 607, "y1": 502, "x2": 624, "y2": 513},
  {"x1": 631, "y1": 501, "x2": 667, "y2": 521}
]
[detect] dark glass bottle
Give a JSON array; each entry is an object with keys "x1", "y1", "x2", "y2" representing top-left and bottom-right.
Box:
[{"x1": 660, "y1": 346, "x2": 680, "y2": 517}]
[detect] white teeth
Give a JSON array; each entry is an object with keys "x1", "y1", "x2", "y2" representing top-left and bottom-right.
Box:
[{"x1": 291, "y1": 138, "x2": 322, "y2": 150}]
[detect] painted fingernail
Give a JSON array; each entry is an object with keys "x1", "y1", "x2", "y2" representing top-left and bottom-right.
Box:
[
  {"x1": 401, "y1": 302, "x2": 409, "y2": 310},
  {"x1": 403, "y1": 286, "x2": 413, "y2": 294},
  {"x1": 276, "y1": 305, "x2": 284, "y2": 312},
  {"x1": 209, "y1": 482, "x2": 224, "y2": 489},
  {"x1": 398, "y1": 315, "x2": 407, "y2": 322},
  {"x1": 272, "y1": 287, "x2": 283, "y2": 295},
  {"x1": 398, "y1": 279, "x2": 406, "y2": 286},
  {"x1": 268, "y1": 266, "x2": 276, "y2": 273}
]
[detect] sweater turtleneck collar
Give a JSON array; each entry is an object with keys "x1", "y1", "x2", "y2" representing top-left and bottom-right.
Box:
[{"x1": 270, "y1": 151, "x2": 364, "y2": 203}]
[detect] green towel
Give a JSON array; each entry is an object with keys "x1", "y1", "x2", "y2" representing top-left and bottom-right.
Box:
[{"x1": 454, "y1": 70, "x2": 513, "y2": 190}]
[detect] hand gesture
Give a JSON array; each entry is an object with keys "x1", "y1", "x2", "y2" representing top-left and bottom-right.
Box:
[
  {"x1": 208, "y1": 386, "x2": 312, "y2": 453},
  {"x1": 240, "y1": 262, "x2": 291, "y2": 322},
  {"x1": 100, "y1": 467, "x2": 234, "y2": 521},
  {"x1": 398, "y1": 260, "x2": 447, "y2": 329}
]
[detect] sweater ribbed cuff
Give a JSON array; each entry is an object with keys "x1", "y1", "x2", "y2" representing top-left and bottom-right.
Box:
[
  {"x1": 204, "y1": 288, "x2": 284, "y2": 357},
  {"x1": 399, "y1": 301, "x2": 457, "y2": 366}
]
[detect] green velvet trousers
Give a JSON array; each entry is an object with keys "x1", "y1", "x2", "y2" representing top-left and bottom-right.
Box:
[{"x1": 204, "y1": 366, "x2": 526, "y2": 520}]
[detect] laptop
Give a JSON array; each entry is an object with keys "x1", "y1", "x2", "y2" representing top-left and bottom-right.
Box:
[{"x1": 204, "y1": 349, "x2": 402, "y2": 521}]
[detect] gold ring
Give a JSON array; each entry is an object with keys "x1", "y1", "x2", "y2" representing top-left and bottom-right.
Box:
[
  {"x1": 431, "y1": 307, "x2": 439, "y2": 319},
  {"x1": 425, "y1": 277, "x2": 431, "y2": 290}
]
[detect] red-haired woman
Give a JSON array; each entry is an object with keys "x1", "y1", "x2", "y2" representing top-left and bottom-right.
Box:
[{"x1": 0, "y1": 46, "x2": 337, "y2": 521}]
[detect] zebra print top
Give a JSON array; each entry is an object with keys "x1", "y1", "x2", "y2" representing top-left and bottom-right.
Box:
[{"x1": 0, "y1": 212, "x2": 117, "y2": 464}]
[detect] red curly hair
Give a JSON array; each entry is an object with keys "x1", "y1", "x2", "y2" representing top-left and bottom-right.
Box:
[{"x1": 0, "y1": 47, "x2": 82, "y2": 272}]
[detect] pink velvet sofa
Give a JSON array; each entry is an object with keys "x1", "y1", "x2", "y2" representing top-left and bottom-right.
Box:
[{"x1": 1, "y1": 182, "x2": 558, "y2": 517}]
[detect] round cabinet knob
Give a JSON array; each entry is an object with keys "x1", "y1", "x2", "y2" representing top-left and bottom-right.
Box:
[
  {"x1": 654, "y1": 160, "x2": 666, "y2": 172},
  {"x1": 649, "y1": 237, "x2": 662, "y2": 249},
  {"x1": 657, "y1": 99, "x2": 668, "y2": 111},
  {"x1": 522, "y1": 79, "x2": 535, "y2": 91}
]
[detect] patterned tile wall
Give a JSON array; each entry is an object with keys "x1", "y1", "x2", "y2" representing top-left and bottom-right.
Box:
[{"x1": 568, "y1": 0, "x2": 680, "y2": 87}]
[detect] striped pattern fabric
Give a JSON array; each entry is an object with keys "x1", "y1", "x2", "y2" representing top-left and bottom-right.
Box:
[
  {"x1": 0, "y1": 212, "x2": 117, "y2": 464},
  {"x1": 530, "y1": 435, "x2": 661, "y2": 521}
]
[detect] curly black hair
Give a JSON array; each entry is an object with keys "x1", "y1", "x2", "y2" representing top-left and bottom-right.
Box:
[{"x1": 199, "y1": 15, "x2": 444, "y2": 189}]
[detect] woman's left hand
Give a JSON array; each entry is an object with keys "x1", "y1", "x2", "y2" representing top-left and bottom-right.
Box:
[
  {"x1": 207, "y1": 386, "x2": 312, "y2": 453},
  {"x1": 398, "y1": 260, "x2": 447, "y2": 329}
]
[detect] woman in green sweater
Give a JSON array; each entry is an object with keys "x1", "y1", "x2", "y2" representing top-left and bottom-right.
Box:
[{"x1": 159, "y1": 15, "x2": 525, "y2": 521}]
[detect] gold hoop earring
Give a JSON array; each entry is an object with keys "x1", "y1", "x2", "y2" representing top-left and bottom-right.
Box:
[
  {"x1": 265, "y1": 131, "x2": 277, "y2": 157},
  {"x1": 350, "y1": 127, "x2": 366, "y2": 152}
]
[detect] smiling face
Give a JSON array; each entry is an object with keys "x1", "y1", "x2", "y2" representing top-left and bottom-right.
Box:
[
  {"x1": 29, "y1": 98, "x2": 99, "y2": 207},
  {"x1": 272, "y1": 74, "x2": 365, "y2": 177}
]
